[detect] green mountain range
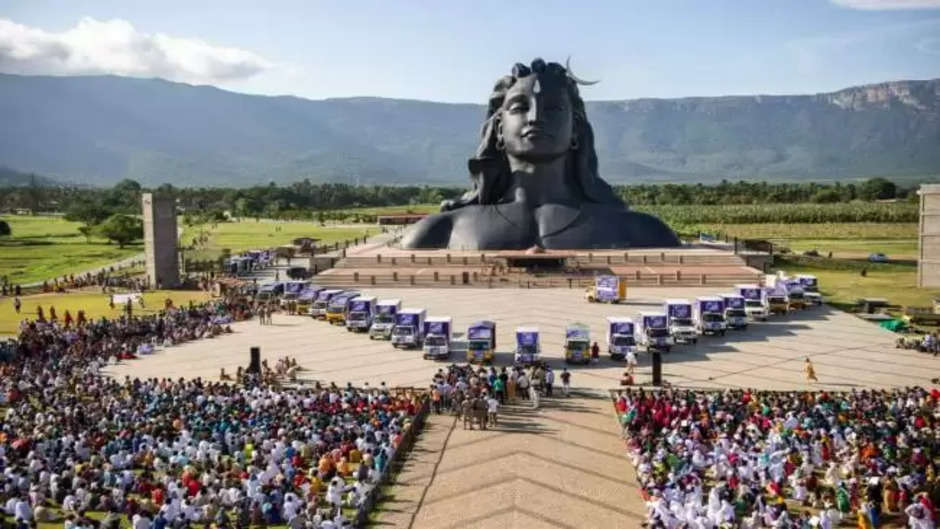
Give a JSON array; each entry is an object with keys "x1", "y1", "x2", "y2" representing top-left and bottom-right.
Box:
[{"x1": 0, "y1": 73, "x2": 937, "y2": 187}]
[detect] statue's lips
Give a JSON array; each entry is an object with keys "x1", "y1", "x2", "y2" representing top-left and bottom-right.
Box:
[{"x1": 521, "y1": 129, "x2": 552, "y2": 139}]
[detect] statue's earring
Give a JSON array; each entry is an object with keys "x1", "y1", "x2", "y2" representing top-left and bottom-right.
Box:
[{"x1": 570, "y1": 135, "x2": 579, "y2": 151}]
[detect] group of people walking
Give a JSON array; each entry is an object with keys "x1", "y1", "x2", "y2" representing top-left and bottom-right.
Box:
[{"x1": 429, "y1": 363, "x2": 575, "y2": 430}]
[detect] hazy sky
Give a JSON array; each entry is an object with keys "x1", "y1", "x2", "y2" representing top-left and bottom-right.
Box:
[{"x1": 2, "y1": 0, "x2": 939, "y2": 103}]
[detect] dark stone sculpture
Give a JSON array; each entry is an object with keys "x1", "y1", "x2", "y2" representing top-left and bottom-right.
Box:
[{"x1": 401, "y1": 58, "x2": 680, "y2": 250}]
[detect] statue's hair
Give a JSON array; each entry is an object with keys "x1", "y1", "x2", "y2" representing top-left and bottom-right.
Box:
[{"x1": 441, "y1": 58, "x2": 625, "y2": 211}]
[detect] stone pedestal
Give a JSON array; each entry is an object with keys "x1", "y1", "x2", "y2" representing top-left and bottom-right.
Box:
[
  {"x1": 919, "y1": 185, "x2": 940, "y2": 288},
  {"x1": 142, "y1": 193, "x2": 180, "y2": 289}
]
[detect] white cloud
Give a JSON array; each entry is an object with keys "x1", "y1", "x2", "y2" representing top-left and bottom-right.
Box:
[
  {"x1": 831, "y1": 0, "x2": 940, "y2": 9},
  {"x1": 0, "y1": 17, "x2": 272, "y2": 83}
]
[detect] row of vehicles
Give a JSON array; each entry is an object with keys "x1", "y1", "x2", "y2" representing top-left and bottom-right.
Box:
[
  {"x1": 600, "y1": 273, "x2": 821, "y2": 356},
  {"x1": 254, "y1": 271, "x2": 820, "y2": 366}
]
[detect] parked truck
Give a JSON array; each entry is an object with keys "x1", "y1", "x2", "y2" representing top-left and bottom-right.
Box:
[
  {"x1": 799, "y1": 274, "x2": 823, "y2": 306},
  {"x1": 346, "y1": 296, "x2": 376, "y2": 332},
  {"x1": 326, "y1": 291, "x2": 360, "y2": 325},
  {"x1": 736, "y1": 284, "x2": 768, "y2": 321},
  {"x1": 797, "y1": 274, "x2": 818, "y2": 292},
  {"x1": 369, "y1": 299, "x2": 401, "y2": 340},
  {"x1": 765, "y1": 286, "x2": 790, "y2": 315},
  {"x1": 694, "y1": 297, "x2": 727, "y2": 336},
  {"x1": 514, "y1": 327, "x2": 541, "y2": 365},
  {"x1": 606, "y1": 317, "x2": 636, "y2": 360},
  {"x1": 564, "y1": 323, "x2": 591, "y2": 364},
  {"x1": 585, "y1": 275, "x2": 626, "y2": 304},
  {"x1": 392, "y1": 309, "x2": 426, "y2": 349},
  {"x1": 720, "y1": 294, "x2": 748, "y2": 330},
  {"x1": 466, "y1": 321, "x2": 496, "y2": 363},
  {"x1": 637, "y1": 312, "x2": 672, "y2": 353},
  {"x1": 784, "y1": 278, "x2": 808, "y2": 310},
  {"x1": 423, "y1": 317, "x2": 453, "y2": 360},
  {"x1": 310, "y1": 289, "x2": 344, "y2": 319},
  {"x1": 255, "y1": 281, "x2": 285, "y2": 303},
  {"x1": 766, "y1": 274, "x2": 805, "y2": 311},
  {"x1": 279, "y1": 281, "x2": 309, "y2": 308},
  {"x1": 295, "y1": 285, "x2": 324, "y2": 315},
  {"x1": 664, "y1": 299, "x2": 697, "y2": 344}
]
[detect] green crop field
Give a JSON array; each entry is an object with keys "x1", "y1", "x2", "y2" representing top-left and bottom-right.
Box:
[
  {"x1": 181, "y1": 219, "x2": 381, "y2": 260},
  {"x1": 691, "y1": 223, "x2": 919, "y2": 259},
  {"x1": 0, "y1": 215, "x2": 142, "y2": 285},
  {"x1": 635, "y1": 202, "x2": 917, "y2": 226},
  {"x1": 0, "y1": 289, "x2": 211, "y2": 336}
]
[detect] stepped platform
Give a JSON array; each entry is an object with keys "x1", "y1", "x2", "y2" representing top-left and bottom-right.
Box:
[{"x1": 313, "y1": 245, "x2": 764, "y2": 288}]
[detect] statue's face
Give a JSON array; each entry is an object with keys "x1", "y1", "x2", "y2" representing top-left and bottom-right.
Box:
[{"x1": 499, "y1": 74, "x2": 573, "y2": 162}]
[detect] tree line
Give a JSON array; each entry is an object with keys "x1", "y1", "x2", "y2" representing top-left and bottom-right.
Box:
[{"x1": 0, "y1": 177, "x2": 916, "y2": 227}]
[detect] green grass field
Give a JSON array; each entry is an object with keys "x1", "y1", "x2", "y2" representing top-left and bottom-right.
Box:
[
  {"x1": 773, "y1": 257, "x2": 940, "y2": 313},
  {"x1": 328, "y1": 204, "x2": 439, "y2": 216},
  {"x1": 0, "y1": 215, "x2": 142, "y2": 285},
  {"x1": 182, "y1": 220, "x2": 381, "y2": 260},
  {"x1": 0, "y1": 290, "x2": 211, "y2": 336}
]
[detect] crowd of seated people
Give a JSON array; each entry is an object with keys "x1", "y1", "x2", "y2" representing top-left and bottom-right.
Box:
[
  {"x1": 13, "y1": 297, "x2": 254, "y2": 365},
  {"x1": 0, "y1": 297, "x2": 426, "y2": 529},
  {"x1": 613, "y1": 388, "x2": 939, "y2": 529},
  {"x1": 897, "y1": 332, "x2": 940, "y2": 356}
]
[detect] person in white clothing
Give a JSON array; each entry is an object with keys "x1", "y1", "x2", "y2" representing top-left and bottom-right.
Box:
[
  {"x1": 131, "y1": 513, "x2": 151, "y2": 529},
  {"x1": 13, "y1": 498, "x2": 31, "y2": 522},
  {"x1": 529, "y1": 383, "x2": 539, "y2": 410},
  {"x1": 626, "y1": 350, "x2": 638, "y2": 374},
  {"x1": 486, "y1": 394, "x2": 499, "y2": 426},
  {"x1": 905, "y1": 503, "x2": 934, "y2": 529}
]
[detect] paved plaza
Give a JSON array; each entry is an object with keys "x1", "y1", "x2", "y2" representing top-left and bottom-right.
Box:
[
  {"x1": 103, "y1": 288, "x2": 940, "y2": 528},
  {"x1": 107, "y1": 287, "x2": 940, "y2": 391}
]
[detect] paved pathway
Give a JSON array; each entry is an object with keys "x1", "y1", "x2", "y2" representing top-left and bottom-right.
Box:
[{"x1": 374, "y1": 391, "x2": 645, "y2": 529}]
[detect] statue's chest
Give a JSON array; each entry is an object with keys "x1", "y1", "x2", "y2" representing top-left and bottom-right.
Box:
[{"x1": 447, "y1": 204, "x2": 582, "y2": 250}]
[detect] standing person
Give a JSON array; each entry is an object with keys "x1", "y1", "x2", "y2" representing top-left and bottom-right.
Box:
[
  {"x1": 560, "y1": 368, "x2": 571, "y2": 397},
  {"x1": 805, "y1": 357, "x2": 818, "y2": 384},
  {"x1": 626, "y1": 349, "x2": 638, "y2": 375},
  {"x1": 517, "y1": 371, "x2": 529, "y2": 401},
  {"x1": 544, "y1": 367, "x2": 554, "y2": 397},
  {"x1": 492, "y1": 372, "x2": 505, "y2": 404},
  {"x1": 529, "y1": 380, "x2": 539, "y2": 410},
  {"x1": 486, "y1": 393, "x2": 499, "y2": 426},
  {"x1": 506, "y1": 369, "x2": 517, "y2": 403},
  {"x1": 591, "y1": 341, "x2": 600, "y2": 363},
  {"x1": 13, "y1": 296, "x2": 21, "y2": 314}
]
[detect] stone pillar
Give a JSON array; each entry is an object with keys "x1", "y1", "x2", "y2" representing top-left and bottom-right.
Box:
[
  {"x1": 920, "y1": 185, "x2": 940, "y2": 287},
  {"x1": 142, "y1": 193, "x2": 179, "y2": 289}
]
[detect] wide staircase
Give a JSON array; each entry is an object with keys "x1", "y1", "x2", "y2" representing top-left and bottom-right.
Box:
[{"x1": 312, "y1": 247, "x2": 763, "y2": 289}]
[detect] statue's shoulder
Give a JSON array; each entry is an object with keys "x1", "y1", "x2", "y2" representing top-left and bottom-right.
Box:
[
  {"x1": 400, "y1": 210, "x2": 457, "y2": 249},
  {"x1": 591, "y1": 205, "x2": 681, "y2": 248}
]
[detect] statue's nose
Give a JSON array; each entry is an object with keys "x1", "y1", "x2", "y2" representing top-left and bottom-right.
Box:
[{"x1": 526, "y1": 98, "x2": 540, "y2": 123}]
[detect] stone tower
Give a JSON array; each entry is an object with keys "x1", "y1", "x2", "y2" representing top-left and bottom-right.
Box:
[
  {"x1": 142, "y1": 193, "x2": 180, "y2": 289},
  {"x1": 918, "y1": 184, "x2": 940, "y2": 288}
]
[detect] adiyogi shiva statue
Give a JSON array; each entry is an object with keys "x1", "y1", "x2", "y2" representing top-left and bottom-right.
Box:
[{"x1": 401, "y1": 58, "x2": 680, "y2": 250}]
